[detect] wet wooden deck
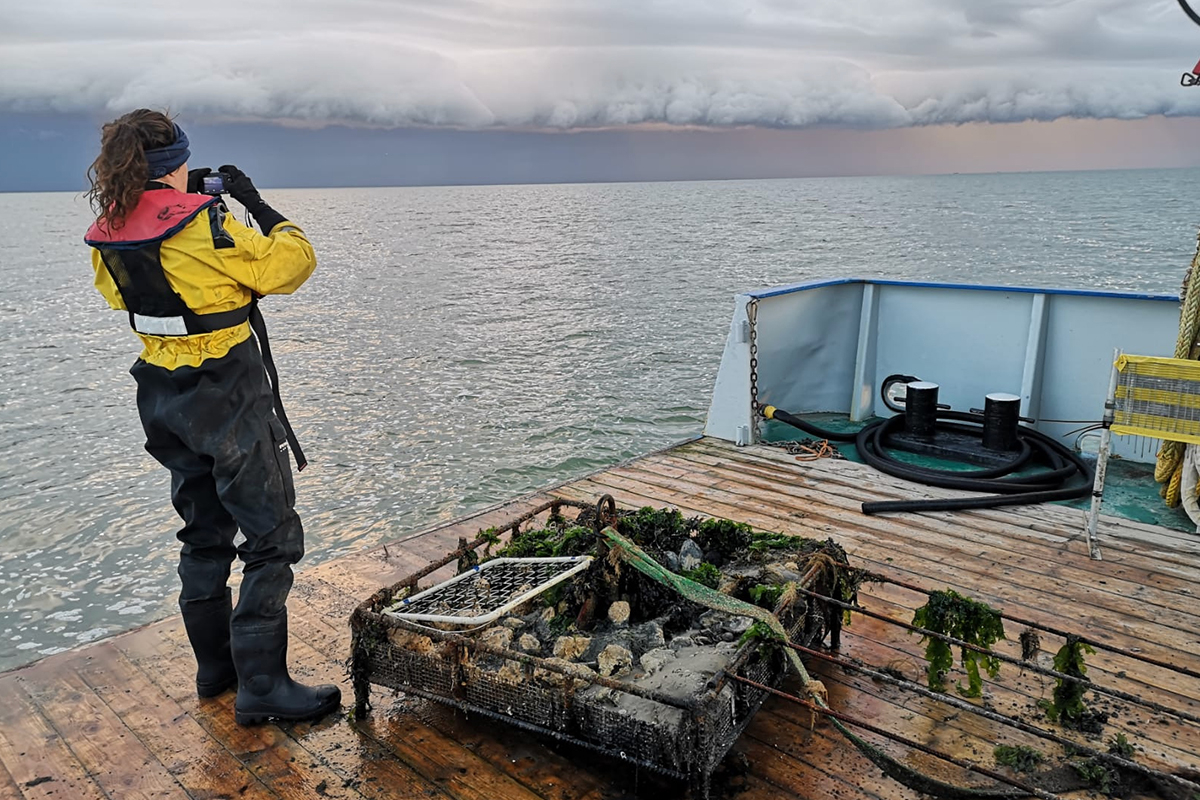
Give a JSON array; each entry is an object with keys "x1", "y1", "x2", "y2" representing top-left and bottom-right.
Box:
[{"x1": 3, "y1": 437, "x2": 1199, "y2": 800}]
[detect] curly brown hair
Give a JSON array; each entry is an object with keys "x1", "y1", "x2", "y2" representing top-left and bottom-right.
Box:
[{"x1": 86, "y1": 109, "x2": 177, "y2": 229}]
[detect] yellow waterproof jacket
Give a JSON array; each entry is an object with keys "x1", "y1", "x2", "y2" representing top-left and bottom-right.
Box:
[{"x1": 88, "y1": 189, "x2": 316, "y2": 370}]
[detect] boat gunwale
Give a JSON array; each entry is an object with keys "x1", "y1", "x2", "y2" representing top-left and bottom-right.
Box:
[{"x1": 744, "y1": 276, "x2": 1180, "y2": 302}]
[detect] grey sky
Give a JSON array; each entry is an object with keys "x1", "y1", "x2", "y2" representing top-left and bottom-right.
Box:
[
  {"x1": 4, "y1": 0, "x2": 1200, "y2": 129},
  {"x1": 5, "y1": 1, "x2": 1200, "y2": 190}
]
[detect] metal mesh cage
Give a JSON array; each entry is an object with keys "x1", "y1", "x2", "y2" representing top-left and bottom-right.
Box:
[
  {"x1": 1112, "y1": 354, "x2": 1200, "y2": 444},
  {"x1": 386, "y1": 556, "x2": 593, "y2": 626},
  {"x1": 350, "y1": 496, "x2": 842, "y2": 797}
]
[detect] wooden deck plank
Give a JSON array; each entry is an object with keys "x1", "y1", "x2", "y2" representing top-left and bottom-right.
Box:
[
  {"x1": 803, "y1": 623, "x2": 1199, "y2": 773},
  {"x1": 18, "y1": 664, "x2": 192, "y2": 800},
  {"x1": 678, "y1": 442, "x2": 1200, "y2": 592},
  {"x1": 0, "y1": 763, "x2": 22, "y2": 800},
  {"x1": 74, "y1": 643, "x2": 279, "y2": 800},
  {"x1": 115, "y1": 623, "x2": 376, "y2": 800},
  {"x1": 553, "y1": 476, "x2": 1200, "y2": 692},
  {"x1": 550, "y1": 471, "x2": 1200, "y2": 669},
  {"x1": 405, "y1": 703, "x2": 619, "y2": 800},
  {"x1": 0, "y1": 675, "x2": 107, "y2": 800},
  {"x1": 694, "y1": 440, "x2": 1200, "y2": 562},
  {"x1": 685, "y1": 444, "x2": 1200, "y2": 595},
  {"x1": 745, "y1": 714, "x2": 916, "y2": 800},
  {"x1": 549, "y1": 479, "x2": 1200, "y2": 762},
  {"x1": 860, "y1": 581, "x2": 1200, "y2": 712},
  {"x1": 351, "y1": 710, "x2": 549, "y2": 800},
  {"x1": 551, "y1": 476, "x2": 1200, "y2": 755},
  {"x1": 283, "y1": 713, "x2": 455, "y2": 800},
  {"x1": 837, "y1": 605, "x2": 1200, "y2": 765},
  {"x1": 315, "y1": 494, "x2": 557, "y2": 590},
  {"x1": 812, "y1": 640, "x2": 1199, "y2": 777},
  {"x1": 685, "y1": 438, "x2": 1200, "y2": 559},
  {"x1": 627, "y1": 450, "x2": 1200, "y2": 629}
]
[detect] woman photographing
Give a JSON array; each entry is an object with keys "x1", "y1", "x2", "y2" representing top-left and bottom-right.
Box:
[{"x1": 84, "y1": 109, "x2": 339, "y2": 724}]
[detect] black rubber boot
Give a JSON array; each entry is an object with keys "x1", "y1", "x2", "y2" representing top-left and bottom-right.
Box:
[
  {"x1": 232, "y1": 611, "x2": 340, "y2": 725},
  {"x1": 181, "y1": 589, "x2": 237, "y2": 698}
]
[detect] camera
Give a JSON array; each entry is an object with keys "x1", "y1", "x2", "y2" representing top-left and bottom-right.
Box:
[{"x1": 200, "y1": 171, "x2": 230, "y2": 196}]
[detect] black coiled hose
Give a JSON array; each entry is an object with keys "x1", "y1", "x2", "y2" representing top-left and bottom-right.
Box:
[{"x1": 762, "y1": 406, "x2": 1094, "y2": 515}]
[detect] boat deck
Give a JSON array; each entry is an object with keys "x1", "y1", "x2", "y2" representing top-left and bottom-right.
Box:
[{"x1": 3, "y1": 437, "x2": 1198, "y2": 800}]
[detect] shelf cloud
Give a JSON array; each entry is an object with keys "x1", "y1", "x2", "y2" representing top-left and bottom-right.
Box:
[{"x1": 3, "y1": 0, "x2": 1199, "y2": 129}]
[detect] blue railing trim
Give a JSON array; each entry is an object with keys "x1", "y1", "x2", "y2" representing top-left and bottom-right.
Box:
[{"x1": 744, "y1": 277, "x2": 1179, "y2": 303}]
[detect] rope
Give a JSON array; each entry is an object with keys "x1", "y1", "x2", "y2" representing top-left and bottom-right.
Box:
[
  {"x1": 765, "y1": 438, "x2": 843, "y2": 461},
  {"x1": 1155, "y1": 231, "x2": 1200, "y2": 505},
  {"x1": 598, "y1": 527, "x2": 1045, "y2": 799}
]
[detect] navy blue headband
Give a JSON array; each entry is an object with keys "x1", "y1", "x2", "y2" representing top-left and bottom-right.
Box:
[{"x1": 145, "y1": 123, "x2": 190, "y2": 179}]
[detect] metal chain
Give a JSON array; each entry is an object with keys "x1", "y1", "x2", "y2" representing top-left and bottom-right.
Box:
[{"x1": 748, "y1": 297, "x2": 760, "y2": 418}]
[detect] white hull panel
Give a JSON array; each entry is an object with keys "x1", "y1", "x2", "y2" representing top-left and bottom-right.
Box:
[{"x1": 706, "y1": 278, "x2": 1181, "y2": 464}]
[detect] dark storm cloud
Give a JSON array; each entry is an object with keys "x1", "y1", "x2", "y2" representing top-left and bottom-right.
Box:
[{"x1": 2, "y1": 0, "x2": 1199, "y2": 129}]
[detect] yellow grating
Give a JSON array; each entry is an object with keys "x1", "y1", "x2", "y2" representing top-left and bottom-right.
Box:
[{"x1": 1112, "y1": 354, "x2": 1200, "y2": 445}]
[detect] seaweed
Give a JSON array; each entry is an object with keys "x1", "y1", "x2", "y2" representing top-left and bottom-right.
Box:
[
  {"x1": 547, "y1": 613, "x2": 574, "y2": 637},
  {"x1": 737, "y1": 620, "x2": 783, "y2": 648},
  {"x1": 616, "y1": 506, "x2": 692, "y2": 554},
  {"x1": 682, "y1": 563, "x2": 722, "y2": 590},
  {"x1": 748, "y1": 583, "x2": 785, "y2": 610},
  {"x1": 695, "y1": 518, "x2": 754, "y2": 559},
  {"x1": 1070, "y1": 759, "x2": 1115, "y2": 795},
  {"x1": 1107, "y1": 733, "x2": 1135, "y2": 759},
  {"x1": 477, "y1": 527, "x2": 502, "y2": 555},
  {"x1": 1042, "y1": 635, "x2": 1107, "y2": 732},
  {"x1": 911, "y1": 589, "x2": 1006, "y2": 698},
  {"x1": 747, "y1": 531, "x2": 823, "y2": 554},
  {"x1": 494, "y1": 524, "x2": 594, "y2": 559},
  {"x1": 993, "y1": 744, "x2": 1044, "y2": 773}
]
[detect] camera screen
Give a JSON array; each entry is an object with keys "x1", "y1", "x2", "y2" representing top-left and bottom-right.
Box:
[{"x1": 202, "y1": 175, "x2": 225, "y2": 193}]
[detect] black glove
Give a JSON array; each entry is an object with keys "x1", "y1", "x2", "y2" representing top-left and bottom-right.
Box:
[
  {"x1": 218, "y1": 164, "x2": 264, "y2": 209},
  {"x1": 186, "y1": 167, "x2": 211, "y2": 194},
  {"x1": 219, "y1": 164, "x2": 286, "y2": 234}
]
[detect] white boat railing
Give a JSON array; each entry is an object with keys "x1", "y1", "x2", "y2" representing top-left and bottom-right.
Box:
[{"x1": 705, "y1": 278, "x2": 1180, "y2": 464}]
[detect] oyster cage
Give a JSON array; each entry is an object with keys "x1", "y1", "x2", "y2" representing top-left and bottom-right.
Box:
[{"x1": 350, "y1": 496, "x2": 844, "y2": 798}]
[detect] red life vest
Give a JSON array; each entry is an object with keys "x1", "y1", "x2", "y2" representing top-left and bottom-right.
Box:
[
  {"x1": 85, "y1": 188, "x2": 217, "y2": 248},
  {"x1": 85, "y1": 188, "x2": 250, "y2": 337}
]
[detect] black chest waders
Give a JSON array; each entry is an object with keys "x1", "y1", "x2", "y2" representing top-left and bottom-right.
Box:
[
  {"x1": 89, "y1": 191, "x2": 338, "y2": 721},
  {"x1": 94, "y1": 227, "x2": 306, "y2": 471}
]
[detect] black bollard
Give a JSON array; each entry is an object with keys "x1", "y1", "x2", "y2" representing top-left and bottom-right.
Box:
[
  {"x1": 982, "y1": 393, "x2": 1021, "y2": 452},
  {"x1": 904, "y1": 381, "x2": 940, "y2": 442}
]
